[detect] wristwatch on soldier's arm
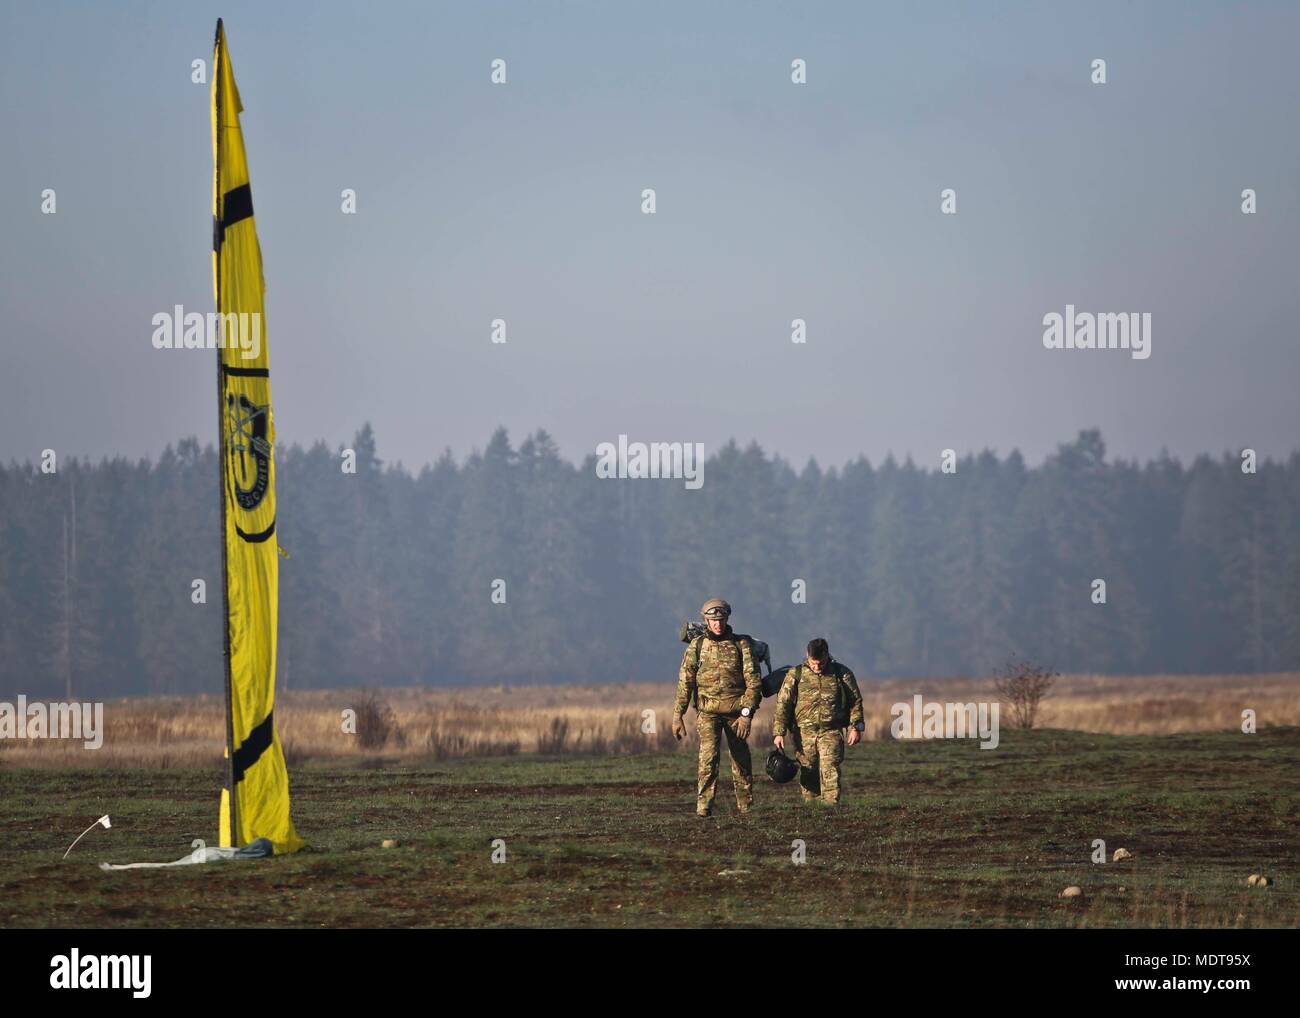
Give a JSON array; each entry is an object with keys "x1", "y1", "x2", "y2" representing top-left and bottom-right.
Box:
[
  {"x1": 853, "y1": 721, "x2": 865, "y2": 732},
  {"x1": 740, "y1": 707, "x2": 751, "y2": 717}
]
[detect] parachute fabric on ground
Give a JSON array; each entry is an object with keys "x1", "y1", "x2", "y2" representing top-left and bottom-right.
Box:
[{"x1": 99, "y1": 838, "x2": 275, "y2": 871}]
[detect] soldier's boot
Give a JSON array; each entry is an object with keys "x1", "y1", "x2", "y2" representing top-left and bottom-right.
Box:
[
  {"x1": 696, "y1": 774, "x2": 717, "y2": 816},
  {"x1": 733, "y1": 772, "x2": 754, "y2": 813},
  {"x1": 696, "y1": 778, "x2": 716, "y2": 816},
  {"x1": 696, "y1": 772, "x2": 715, "y2": 816}
]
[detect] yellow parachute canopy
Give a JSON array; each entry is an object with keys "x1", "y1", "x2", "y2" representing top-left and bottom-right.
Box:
[{"x1": 212, "y1": 19, "x2": 304, "y2": 854}]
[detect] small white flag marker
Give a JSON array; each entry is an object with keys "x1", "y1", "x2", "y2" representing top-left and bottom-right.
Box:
[{"x1": 63, "y1": 815, "x2": 112, "y2": 860}]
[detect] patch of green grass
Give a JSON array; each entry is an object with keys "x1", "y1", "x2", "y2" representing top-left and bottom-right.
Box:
[{"x1": 1, "y1": 727, "x2": 1296, "y2": 927}]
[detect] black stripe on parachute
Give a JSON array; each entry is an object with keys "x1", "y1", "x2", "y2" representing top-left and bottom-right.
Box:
[
  {"x1": 235, "y1": 521, "x2": 275, "y2": 543},
  {"x1": 213, "y1": 183, "x2": 254, "y2": 251},
  {"x1": 232, "y1": 711, "x2": 275, "y2": 782}
]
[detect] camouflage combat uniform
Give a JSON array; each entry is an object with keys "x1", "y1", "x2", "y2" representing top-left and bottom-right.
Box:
[
  {"x1": 675, "y1": 627, "x2": 763, "y2": 815},
  {"x1": 772, "y1": 659, "x2": 864, "y2": 805}
]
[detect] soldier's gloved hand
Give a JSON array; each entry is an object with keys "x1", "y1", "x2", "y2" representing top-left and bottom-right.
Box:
[
  {"x1": 734, "y1": 715, "x2": 751, "y2": 739},
  {"x1": 671, "y1": 715, "x2": 686, "y2": 741}
]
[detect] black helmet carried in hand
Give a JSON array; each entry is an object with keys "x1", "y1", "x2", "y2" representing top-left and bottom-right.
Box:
[{"x1": 766, "y1": 748, "x2": 799, "y2": 783}]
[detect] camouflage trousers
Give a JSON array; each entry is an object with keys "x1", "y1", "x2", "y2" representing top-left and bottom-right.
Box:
[
  {"x1": 791, "y1": 726, "x2": 845, "y2": 805},
  {"x1": 696, "y1": 711, "x2": 753, "y2": 814}
]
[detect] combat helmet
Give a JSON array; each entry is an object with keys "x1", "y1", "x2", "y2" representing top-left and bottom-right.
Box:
[
  {"x1": 765, "y1": 748, "x2": 799, "y2": 783},
  {"x1": 700, "y1": 598, "x2": 731, "y2": 621}
]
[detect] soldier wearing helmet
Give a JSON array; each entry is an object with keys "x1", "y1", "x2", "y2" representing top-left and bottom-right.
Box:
[{"x1": 672, "y1": 598, "x2": 763, "y2": 817}]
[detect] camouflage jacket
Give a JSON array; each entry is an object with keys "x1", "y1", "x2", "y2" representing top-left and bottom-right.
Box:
[
  {"x1": 772, "y1": 659, "x2": 864, "y2": 735},
  {"x1": 674, "y1": 627, "x2": 762, "y2": 716}
]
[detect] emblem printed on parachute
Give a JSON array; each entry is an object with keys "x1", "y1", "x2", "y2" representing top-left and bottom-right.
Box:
[{"x1": 225, "y1": 393, "x2": 271, "y2": 510}]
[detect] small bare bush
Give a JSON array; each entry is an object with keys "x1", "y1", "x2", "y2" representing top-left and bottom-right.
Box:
[
  {"x1": 537, "y1": 716, "x2": 570, "y2": 754},
  {"x1": 994, "y1": 657, "x2": 1058, "y2": 729},
  {"x1": 354, "y1": 691, "x2": 403, "y2": 749}
]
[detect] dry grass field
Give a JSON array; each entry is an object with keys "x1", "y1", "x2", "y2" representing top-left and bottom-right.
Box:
[
  {"x1": 3, "y1": 674, "x2": 1297, "y2": 929},
  {"x1": 3, "y1": 672, "x2": 1297, "y2": 768}
]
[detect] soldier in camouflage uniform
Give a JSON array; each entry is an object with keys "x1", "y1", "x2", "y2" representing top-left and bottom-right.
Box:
[
  {"x1": 672, "y1": 598, "x2": 763, "y2": 817},
  {"x1": 772, "y1": 638, "x2": 864, "y2": 806}
]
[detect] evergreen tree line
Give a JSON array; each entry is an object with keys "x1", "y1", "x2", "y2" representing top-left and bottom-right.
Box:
[{"x1": 2, "y1": 426, "x2": 1298, "y2": 700}]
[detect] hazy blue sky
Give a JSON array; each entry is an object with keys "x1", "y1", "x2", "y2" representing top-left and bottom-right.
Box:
[{"x1": 3, "y1": 1, "x2": 1298, "y2": 471}]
